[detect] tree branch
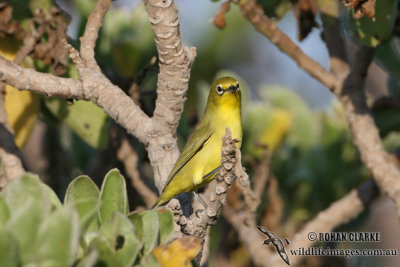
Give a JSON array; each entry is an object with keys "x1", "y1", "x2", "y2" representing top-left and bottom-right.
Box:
[
  {"x1": 224, "y1": 179, "x2": 378, "y2": 267},
  {"x1": 0, "y1": 0, "x2": 196, "y2": 211},
  {"x1": 268, "y1": 180, "x2": 378, "y2": 267},
  {"x1": 321, "y1": 15, "x2": 400, "y2": 219},
  {"x1": 167, "y1": 128, "x2": 244, "y2": 263},
  {"x1": 170, "y1": 128, "x2": 239, "y2": 238},
  {"x1": 80, "y1": 0, "x2": 111, "y2": 71},
  {"x1": 0, "y1": 111, "x2": 25, "y2": 187},
  {"x1": 237, "y1": 0, "x2": 338, "y2": 91},
  {"x1": 63, "y1": 40, "x2": 153, "y2": 144},
  {"x1": 117, "y1": 138, "x2": 157, "y2": 209},
  {"x1": 237, "y1": 0, "x2": 400, "y2": 221},
  {"x1": 0, "y1": 56, "x2": 83, "y2": 98},
  {"x1": 143, "y1": 0, "x2": 197, "y2": 192}
]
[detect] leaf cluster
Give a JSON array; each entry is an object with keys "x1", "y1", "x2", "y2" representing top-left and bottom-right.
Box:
[{"x1": 0, "y1": 170, "x2": 196, "y2": 267}]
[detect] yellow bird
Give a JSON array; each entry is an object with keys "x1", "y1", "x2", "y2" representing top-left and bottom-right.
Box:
[{"x1": 153, "y1": 76, "x2": 242, "y2": 207}]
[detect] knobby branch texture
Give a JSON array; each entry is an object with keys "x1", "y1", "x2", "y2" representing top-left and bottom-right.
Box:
[
  {"x1": 169, "y1": 128, "x2": 241, "y2": 239},
  {"x1": 0, "y1": 0, "x2": 196, "y2": 193},
  {"x1": 143, "y1": 0, "x2": 197, "y2": 192},
  {"x1": 117, "y1": 138, "x2": 157, "y2": 209},
  {"x1": 166, "y1": 128, "x2": 259, "y2": 264}
]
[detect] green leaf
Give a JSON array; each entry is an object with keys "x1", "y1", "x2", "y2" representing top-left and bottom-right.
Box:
[
  {"x1": 99, "y1": 5, "x2": 156, "y2": 77},
  {"x1": 29, "y1": 0, "x2": 54, "y2": 18},
  {"x1": 65, "y1": 175, "x2": 100, "y2": 231},
  {"x1": 2, "y1": 173, "x2": 51, "y2": 212},
  {"x1": 141, "y1": 210, "x2": 159, "y2": 255},
  {"x1": 40, "y1": 182, "x2": 62, "y2": 209},
  {"x1": 373, "y1": 107, "x2": 400, "y2": 137},
  {"x1": 0, "y1": 196, "x2": 10, "y2": 226},
  {"x1": 2, "y1": 173, "x2": 51, "y2": 263},
  {"x1": 317, "y1": 0, "x2": 339, "y2": 18},
  {"x1": 258, "y1": 0, "x2": 293, "y2": 20},
  {"x1": 0, "y1": 227, "x2": 19, "y2": 267},
  {"x1": 44, "y1": 98, "x2": 110, "y2": 149},
  {"x1": 90, "y1": 212, "x2": 141, "y2": 267},
  {"x1": 258, "y1": 86, "x2": 314, "y2": 151},
  {"x1": 73, "y1": 0, "x2": 96, "y2": 17},
  {"x1": 6, "y1": 198, "x2": 45, "y2": 263},
  {"x1": 128, "y1": 212, "x2": 143, "y2": 241},
  {"x1": 7, "y1": 0, "x2": 32, "y2": 20},
  {"x1": 34, "y1": 207, "x2": 80, "y2": 267},
  {"x1": 157, "y1": 209, "x2": 174, "y2": 245},
  {"x1": 76, "y1": 249, "x2": 99, "y2": 267},
  {"x1": 345, "y1": 0, "x2": 398, "y2": 47},
  {"x1": 99, "y1": 169, "x2": 129, "y2": 224},
  {"x1": 375, "y1": 38, "x2": 400, "y2": 83}
]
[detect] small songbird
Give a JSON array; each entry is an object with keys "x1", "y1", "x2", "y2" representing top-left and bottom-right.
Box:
[{"x1": 153, "y1": 76, "x2": 242, "y2": 207}]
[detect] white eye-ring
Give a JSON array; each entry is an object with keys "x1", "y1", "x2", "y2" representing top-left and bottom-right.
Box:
[
  {"x1": 216, "y1": 84, "x2": 224, "y2": 95},
  {"x1": 236, "y1": 82, "x2": 240, "y2": 91}
]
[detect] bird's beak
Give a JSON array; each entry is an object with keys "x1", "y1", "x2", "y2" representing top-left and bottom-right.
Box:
[{"x1": 225, "y1": 85, "x2": 238, "y2": 93}]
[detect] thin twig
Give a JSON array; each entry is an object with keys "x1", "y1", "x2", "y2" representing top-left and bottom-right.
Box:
[
  {"x1": 80, "y1": 0, "x2": 111, "y2": 71},
  {"x1": 0, "y1": 0, "x2": 197, "y2": 199},
  {"x1": 260, "y1": 175, "x2": 283, "y2": 232},
  {"x1": 253, "y1": 149, "x2": 271, "y2": 201},
  {"x1": 117, "y1": 138, "x2": 157, "y2": 208},
  {"x1": 0, "y1": 56, "x2": 84, "y2": 98},
  {"x1": 237, "y1": 0, "x2": 400, "y2": 220},
  {"x1": 237, "y1": 0, "x2": 338, "y2": 91},
  {"x1": 233, "y1": 146, "x2": 259, "y2": 222}
]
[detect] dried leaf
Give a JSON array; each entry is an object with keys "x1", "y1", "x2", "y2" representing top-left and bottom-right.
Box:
[
  {"x1": 344, "y1": 0, "x2": 376, "y2": 19},
  {"x1": 0, "y1": 4, "x2": 25, "y2": 39},
  {"x1": 214, "y1": 1, "x2": 231, "y2": 29},
  {"x1": 0, "y1": 4, "x2": 12, "y2": 25}
]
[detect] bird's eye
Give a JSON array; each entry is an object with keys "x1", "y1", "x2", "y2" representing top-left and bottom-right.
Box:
[
  {"x1": 216, "y1": 85, "x2": 224, "y2": 95},
  {"x1": 236, "y1": 82, "x2": 240, "y2": 91}
]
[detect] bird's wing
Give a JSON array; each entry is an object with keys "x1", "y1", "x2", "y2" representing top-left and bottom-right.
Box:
[{"x1": 162, "y1": 121, "x2": 214, "y2": 191}]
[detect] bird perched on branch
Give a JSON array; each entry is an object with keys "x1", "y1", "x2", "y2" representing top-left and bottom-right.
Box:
[{"x1": 153, "y1": 76, "x2": 242, "y2": 207}]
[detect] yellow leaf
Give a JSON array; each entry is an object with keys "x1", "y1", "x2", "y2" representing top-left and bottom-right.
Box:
[
  {"x1": 152, "y1": 237, "x2": 201, "y2": 267},
  {"x1": 258, "y1": 108, "x2": 292, "y2": 153},
  {"x1": 1, "y1": 37, "x2": 39, "y2": 148}
]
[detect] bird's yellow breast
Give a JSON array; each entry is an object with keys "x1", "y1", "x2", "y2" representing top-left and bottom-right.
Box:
[
  {"x1": 193, "y1": 104, "x2": 242, "y2": 185},
  {"x1": 153, "y1": 76, "x2": 242, "y2": 207}
]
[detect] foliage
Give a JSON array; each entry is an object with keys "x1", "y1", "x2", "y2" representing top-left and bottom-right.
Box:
[
  {"x1": 0, "y1": 171, "x2": 199, "y2": 267},
  {"x1": 344, "y1": 0, "x2": 398, "y2": 47},
  {"x1": 1, "y1": 37, "x2": 39, "y2": 148},
  {"x1": 44, "y1": 98, "x2": 110, "y2": 149}
]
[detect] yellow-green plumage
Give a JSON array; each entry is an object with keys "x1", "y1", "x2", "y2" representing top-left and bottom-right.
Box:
[{"x1": 153, "y1": 76, "x2": 242, "y2": 207}]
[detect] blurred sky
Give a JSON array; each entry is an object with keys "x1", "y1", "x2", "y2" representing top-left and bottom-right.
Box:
[{"x1": 58, "y1": 0, "x2": 334, "y2": 109}]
